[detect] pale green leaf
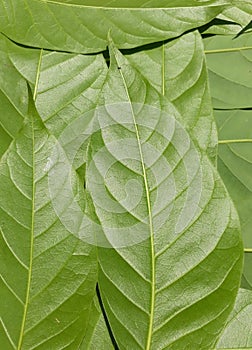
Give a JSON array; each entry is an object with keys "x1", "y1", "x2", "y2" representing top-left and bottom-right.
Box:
[
  {"x1": 215, "y1": 110, "x2": 252, "y2": 290},
  {"x1": 231, "y1": 0, "x2": 252, "y2": 16},
  {"x1": 79, "y1": 296, "x2": 114, "y2": 350},
  {"x1": 204, "y1": 32, "x2": 252, "y2": 290},
  {"x1": 202, "y1": 21, "x2": 243, "y2": 36},
  {"x1": 219, "y1": 5, "x2": 252, "y2": 27},
  {"x1": 0, "y1": 0, "x2": 229, "y2": 53},
  {"x1": 86, "y1": 42, "x2": 243, "y2": 350},
  {"x1": 0, "y1": 105, "x2": 97, "y2": 349},
  {"x1": 33, "y1": 52, "x2": 107, "y2": 139},
  {"x1": 5, "y1": 36, "x2": 108, "y2": 173},
  {"x1": 0, "y1": 35, "x2": 28, "y2": 159},
  {"x1": 126, "y1": 30, "x2": 218, "y2": 161},
  {"x1": 204, "y1": 32, "x2": 252, "y2": 109},
  {"x1": 216, "y1": 288, "x2": 252, "y2": 348},
  {"x1": 201, "y1": 0, "x2": 252, "y2": 35}
]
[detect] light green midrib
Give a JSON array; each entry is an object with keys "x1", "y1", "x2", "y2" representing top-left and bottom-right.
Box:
[
  {"x1": 40, "y1": 0, "x2": 227, "y2": 10},
  {"x1": 115, "y1": 60, "x2": 155, "y2": 350},
  {"x1": 162, "y1": 43, "x2": 165, "y2": 96},
  {"x1": 218, "y1": 139, "x2": 252, "y2": 144},
  {"x1": 17, "y1": 51, "x2": 41, "y2": 347},
  {"x1": 33, "y1": 49, "x2": 43, "y2": 101},
  {"x1": 17, "y1": 118, "x2": 35, "y2": 350},
  {"x1": 205, "y1": 46, "x2": 252, "y2": 54}
]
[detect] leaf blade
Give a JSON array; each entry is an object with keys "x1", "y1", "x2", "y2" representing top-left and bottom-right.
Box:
[
  {"x1": 216, "y1": 288, "x2": 252, "y2": 348},
  {"x1": 0, "y1": 104, "x2": 97, "y2": 349},
  {"x1": 125, "y1": 31, "x2": 218, "y2": 162},
  {"x1": 86, "y1": 42, "x2": 243, "y2": 349},
  {"x1": 0, "y1": 34, "x2": 28, "y2": 159},
  {"x1": 0, "y1": 0, "x2": 229, "y2": 53}
]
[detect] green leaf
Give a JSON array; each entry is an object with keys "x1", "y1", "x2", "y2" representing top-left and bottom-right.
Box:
[
  {"x1": 0, "y1": 0, "x2": 229, "y2": 53},
  {"x1": 201, "y1": 4, "x2": 252, "y2": 36},
  {"x1": 126, "y1": 30, "x2": 218, "y2": 162},
  {"x1": 215, "y1": 110, "x2": 252, "y2": 290},
  {"x1": 6, "y1": 36, "x2": 108, "y2": 175},
  {"x1": 0, "y1": 105, "x2": 97, "y2": 349},
  {"x1": 204, "y1": 32, "x2": 252, "y2": 109},
  {"x1": 32, "y1": 51, "x2": 107, "y2": 138},
  {"x1": 219, "y1": 5, "x2": 252, "y2": 27},
  {"x1": 6, "y1": 40, "x2": 42, "y2": 97},
  {"x1": 202, "y1": 0, "x2": 252, "y2": 35},
  {"x1": 79, "y1": 296, "x2": 114, "y2": 350},
  {"x1": 204, "y1": 32, "x2": 252, "y2": 290},
  {"x1": 231, "y1": 0, "x2": 252, "y2": 17},
  {"x1": 86, "y1": 41, "x2": 243, "y2": 349},
  {"x1": 216, "y1": 288, "x2": 252, "y2": 348},
  {"x1": 0, "y1": 35, "x2": 28, "y2": 159},
  {"x1": 202, "y1": 21, "x2": 243, "y2": 36}
]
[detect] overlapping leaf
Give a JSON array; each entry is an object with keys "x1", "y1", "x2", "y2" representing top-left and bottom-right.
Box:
[
  {"x1": 205, "y1": 32, "x2": 252, "y2": 109},
  {"x1": 85, "y1": 42, "x2": 243, "y2": 349},
  {"x1": 0, "y1": 0, "x2": 229, "y2": 53},
  {"x1": 232, "y1": 0, "x2": 252, "y2": 16},
  {"x1": 0, "y1": 36, "x2": 110, "y2": 349},
  {"x1": 0, "y1": 35, "x2": 28, "y2": 159},
  {"x1": 6, "y1": 42, "x2": 107, "y2": 132},
  {"x1": 0, "y1": 105, "x2": 97, "y2": 349},
  {"x1": 79, "y1": 296, "x2": 114, "y2": 350},
  {"x1": 216, "y1": 111, "x2": 252, "y2": 290},
  {"x1": 201, "y1": 0, "x2": 252, "y2": 34},
  {"x1": 0, "y1": 5, "x2": 249, "y2": 349},
  {"x1": 216, "y1": 288, "x2": 252, "y2": 348},
  {"x1": 218, "y1": 4, "x2": 252, "y2": 27},
  {"x1": 126, "y1": 31, "x2": 218, "y2": 163},
  {"x1": 6, "y1": 38, "x2": 108, "y2": 173},
  {"x1": 204, "y1": 32, "x2": 252, "y2": 290}
]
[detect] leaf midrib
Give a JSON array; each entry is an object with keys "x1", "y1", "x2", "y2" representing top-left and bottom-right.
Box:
[
  {"x1": 17, "y1": 117, "x2": 35, "y2": 350},
  {"x1": 17, "y1": 54, "x2": 42, "y2": 348},
  {"x1": 111, "y1": 51, "x2": 155, "y2": 350},
  {"x1": 39, "y1": 0, "x2": 228, "y2": 10}
]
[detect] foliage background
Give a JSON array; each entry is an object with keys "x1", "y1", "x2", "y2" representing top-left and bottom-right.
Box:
[{"x1": 0, "y1": 1, "x2": 252, "y2": 349}]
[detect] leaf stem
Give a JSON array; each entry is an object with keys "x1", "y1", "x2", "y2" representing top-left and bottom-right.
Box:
[
  {"x1": 205, "y1": 46, "x2": 252, "y2": 54},
  {"x1": 33, "y1": 49, "x2": 43, "y2": 101},
  {"x1": 218, "y1": 139, "x2": 252, "y2": 144},
  {"x1": 244, "y1": 248, "x2": 252, "y2": 253},
  {"x1": 162, "y1": 42, "x2": 165, "y2": 96},
  {"x1": 17, "y1": 115, "x2": 35, "y2": 350}
]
